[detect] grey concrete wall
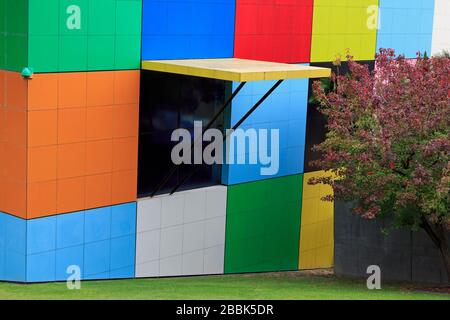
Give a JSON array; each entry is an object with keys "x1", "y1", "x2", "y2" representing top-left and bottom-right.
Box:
[{"x1": 335, "y1": 202, "x2": 450, "y2": 285}]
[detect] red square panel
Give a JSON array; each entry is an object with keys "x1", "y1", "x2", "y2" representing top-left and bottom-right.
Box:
[{"x1": 234, "y1": 0, "x2": 313, "y2": 63}]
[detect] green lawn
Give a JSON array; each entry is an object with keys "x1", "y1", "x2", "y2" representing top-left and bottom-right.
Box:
[{"x1": 0, "y1": 272, "x2": 448, "y2": 300}]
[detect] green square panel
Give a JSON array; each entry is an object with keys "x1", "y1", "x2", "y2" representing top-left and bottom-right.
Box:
[
  {"x1": 116, "y1": 0, "x2": 142, "y2": 35},
  {"x1": 59, "y1": 35, "x2": 88, "y2": 71},
  {"x1": 224, "y1": 174, "x2": 303, "y2": 274},
  {"x1": 87, "y1": 36, "x2": 115, "y2": 70},
  {"x1": 115, "y1": 35, "x2": 141, "y2": 70},
  {"x1": 29, "y1": 0, "x2": 59, "y2": 35},
  {"x1": 6, "y1": 0, "x2": 28, "y2": 34},
  {"x1": 5, "y1": 35, "x2": 28, "y2": 72},
  {"x1": 88, "y1": 0, "x2": 116, "y2": 35},
  {"x1": 28, "y1": 35, "x2": 59, "y2": 72}
]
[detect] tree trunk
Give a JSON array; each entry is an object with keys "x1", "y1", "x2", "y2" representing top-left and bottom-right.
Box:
[{"x1": 421, "y1": 216, "x2": 450, "y2": 283}]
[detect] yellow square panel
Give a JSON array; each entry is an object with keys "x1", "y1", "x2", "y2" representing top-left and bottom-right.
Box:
[
  {"x1": 299, "y1": 170, "x2": 335, "y2": 270},
  {"x1": 142, "y1": 58, "x2": 331, "y2": 82},
  {"x1": 311, "y1": 0, "x2": 379, "y2": 62}
]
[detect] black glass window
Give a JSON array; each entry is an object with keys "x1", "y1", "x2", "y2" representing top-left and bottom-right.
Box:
[{"x1": 138, "y1": 71, "x2": 230, "y2": 197}]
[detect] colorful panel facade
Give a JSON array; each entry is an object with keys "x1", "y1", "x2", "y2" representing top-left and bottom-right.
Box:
[
  {"x1": 310, "y1": 0, "x2": 379, "y2": 62},
  {"x1": 299, "y1": 171, "x2": 334, "y2": 270},
  {"x1": 234, "y1": 0, "x2": 313, "y2": 63},
  {"x1": 224, "y1": 175, "x2": 303, "y2": 274},
  {"x1": 136, "y1": 186, "x2": 227, "y2": 277},
  {"x1": 141, "y1": 0, "x2": 235, "y2": 60},
  {"x1": 0, "y1": 203, "x2": 136, "y2": 283},
  {"x1": 377, "y1": 0, "x2": 435, "y2": 58},
  {"x1": 222, "y1": 76, "x2": 309, "y2": 185},
  {"x1": 431, "y1": 0, "x2": 450, "y2": 55},
  {"x1": 1, "y1": 0, "x2": 449, "y2": 283}
]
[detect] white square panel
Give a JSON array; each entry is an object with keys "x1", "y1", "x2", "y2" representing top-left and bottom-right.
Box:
[
  {"x1": 183, "y1": 190, "x2": 207, "y2": 223},
  {"x1": 183, "y1": 221, "x2": 205, "y2": 253},
  {"x1": 161, "y1": 194, "x2": 185, "y2": 228},
  {"x1": 204, "y1": 245, "x2": 225, "y2": 275},
  {"x1": 182, "y1": 250, "x2": 205, "y2": 276},
  {"x1": 160, "y1": 225, "x2": 183, "y2": 259},
  {"x1": 137, "y1": 198, "x2": 162, "y2": 232},
  {"x1": 160, "y1": 255, "x2": 183, "y2": 277},
  {"x1": 206, "y1": 186, "x2": 227, "y2": 219},
  {"x1": 136, "y1": 230, "x2": 160, "y2": 265},
  {"x1": 204, "y1": 216, "x2": 226, "y2": 248}
]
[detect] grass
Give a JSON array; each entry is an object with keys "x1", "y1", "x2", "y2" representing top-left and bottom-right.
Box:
[{"x1": 0, "y1": 272, "x2": 448, "y2": 300}]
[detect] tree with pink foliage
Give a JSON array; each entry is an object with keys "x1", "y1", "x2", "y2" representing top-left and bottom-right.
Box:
[{"x1": 311, "y1": 49, "x2": 450, "y2": 281}]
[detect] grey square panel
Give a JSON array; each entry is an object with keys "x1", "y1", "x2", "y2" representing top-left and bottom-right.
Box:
[
  {"x1": 204, "y1": 245, "x2": 225, "y2": 275},
  {"x1": 183, "y1": 221, "x2": 205, "y2": 253},
  {"x1": 137, "y1": 198, "x2": 162, "y2": 233},
  {"x1": 182, "y1": 250, "x2": 205, "y2": 276},
  {"x1": 160, "y1": 225, "x2": 183, "y2": 259},
  {"x1": 161, "y1": 194, "x2": 185, "y2": 228},
  {"x1": 160, "y1": 255, "x2": 183, "y2": 277},
  {"x1": 136, "y1": 230, "x2": 160, "y2": 265},
  {"x1": 204, "y1": 216, "x2": 226, "y2": 248},
  {"x1": 183, "y1": 190, "x2": 207, "y2": 223},
  {"x1": 206, "y1": 186, "x2": 227, "y2": 219}
]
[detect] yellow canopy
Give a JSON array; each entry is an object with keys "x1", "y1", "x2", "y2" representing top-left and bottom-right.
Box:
[{"x1": 141, "y1": 58, "x2": 331, "y2": 82}]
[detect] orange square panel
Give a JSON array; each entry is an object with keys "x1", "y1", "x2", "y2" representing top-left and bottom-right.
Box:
[
  {"x1": 28, "y1": 73, "x2": 58, "y2": 111},
  {"x1": 27, "y1": 181, "x2": 57, "y2": 219},
  {"x1": 58, "y1": 72, "x2": 87, "y2": 108},
  {"x1": 85, "y1": 173, "x2": 113, "y2": 209},
  {"x1": 86, "y1": 72, "x2": 115, "y2": 107},
  {"x1": 86, "y1": 106, "x2": 114, "y2": 141},
  {"x1": 28, "y1": 110, "x2": 57, "y2": 147},
  {"x1": 57, "y1": 143, "x2": 86, "y2": 179},
  {"x1": 57, "y1": 177, "x2": 86, "y2": 214},
  {"x1": 57, "y1": 108, "x2": 87, "y2": 144},
  {"x1": 85, "y1": 140, "x2": 113, "y2": 175},
  {"x1": 114, "y1": 71, "x2": 140, "y2": 104}
]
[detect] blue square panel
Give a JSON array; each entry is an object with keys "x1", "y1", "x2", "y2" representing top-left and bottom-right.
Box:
[
  {"x1": 27, "y1": 216, "x2": 57, "y2": 255},
  {"x1": 377, "y1": 0, "x2": 435, "y2": 58},
  {"x1": 84, "y1": 207, "x2": 111, "y2": 243},
  {"x1": 223, "y1": 70, "x2": 309, "y2": 185},
  {"x1": 4, "y1": 251, "x2": 26, "y2": 282},
  {"x1": 142, "y1": 0, "x2": 235, "y2": 60},
  {"x1": 27, "y1": 251, "x2": 56, "y2": 282},
  {"x1": 1, "y1": 213, "x2": 26, "y2": 281},
  {"x1": 4, "y1": 213, "x2": 26, "y2": 255},
  {"x1": 110, "y1": 235, "x2": 135, "y2": 278},
  {"x1": 84, "y1": 240, "x2": 110, "y2": 278},
  {"x1": 111, "y1": 203, "x2": 136, "y2": 238},
  {"x1": 56, "y1": 211, "x2": 85, "y2": 249},
  {"x1": 55, "y1": 245, "x2": 84, "y2": 281}
]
